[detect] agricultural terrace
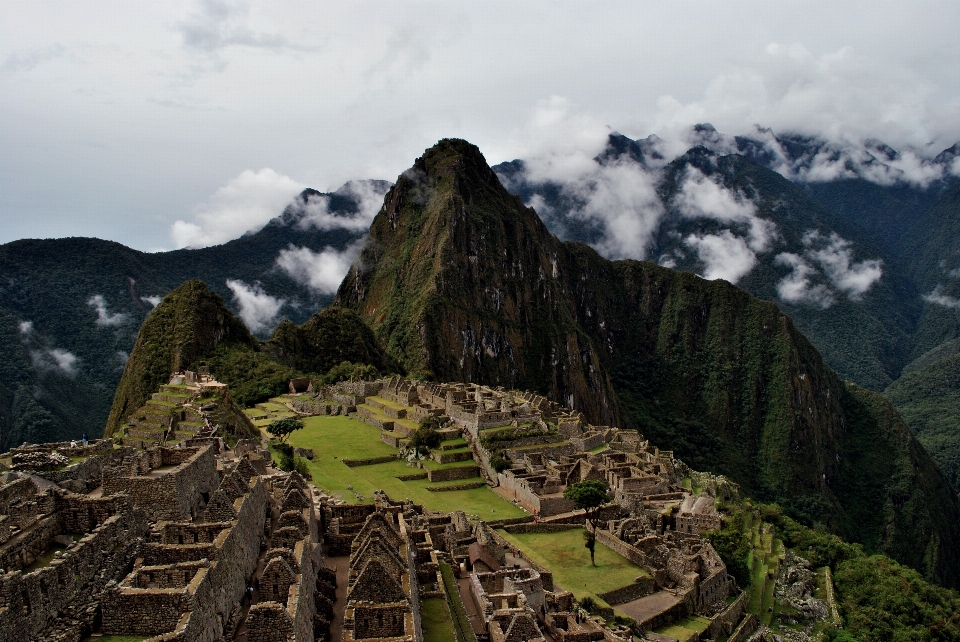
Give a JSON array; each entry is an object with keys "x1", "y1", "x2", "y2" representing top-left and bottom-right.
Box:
[
  {"x1": 277, "y1": 413, "x2": 526, "y2": 518},
  {"x1": 497, "y1": 527, "x2": 649, "y2": 611}
]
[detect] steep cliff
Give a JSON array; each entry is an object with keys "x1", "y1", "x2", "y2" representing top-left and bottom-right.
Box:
[{"x1": 335, "y1": 138, "x2": 960, "y2": 587}]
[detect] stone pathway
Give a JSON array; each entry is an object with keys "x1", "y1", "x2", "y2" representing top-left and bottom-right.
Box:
[{"x1": 325, "y1": 552, "x2": 350, "y2": 642}]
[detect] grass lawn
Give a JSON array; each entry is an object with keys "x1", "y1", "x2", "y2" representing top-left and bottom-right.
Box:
[
  {"x1": 421, "y1": 597, "x2": 457, "y2": 642},
  {"x1": 497, "y1": 528, "x2": 648, "y2": 606},
  {"x1": 283, "y1": 415, "x2": 524, "y2": 518},
  {"x1": 654, "y1": 615, "x2": 711, "y2": 641}
]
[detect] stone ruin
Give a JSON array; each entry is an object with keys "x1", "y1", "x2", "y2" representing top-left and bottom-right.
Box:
[{"x1": 0, "y1": 442, "x2": 324, "y2": 642}]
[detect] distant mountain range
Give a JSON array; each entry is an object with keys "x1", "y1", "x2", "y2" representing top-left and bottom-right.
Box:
[{"x1": 2, "y1": 126, "x2": 960, "y2": 498}]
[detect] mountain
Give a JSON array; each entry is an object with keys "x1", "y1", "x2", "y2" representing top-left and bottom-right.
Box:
[
  {"x1": 494, "y1": 132, "x2": 960, "y2": 392},
  {"x1": 106, "y1": 281, "x2": 400, "y2": 437},
  {"x1": 105, "y1": 279, "x2": 257, "y2": 436},
  {"x1": 885, "y1": 338, "x2": 960, "y2": 490},
  {"x1": 0, "y1": 181, "x2": 388, "y2": 449},
  {"x1": 336, "y1": 138, "x2": 960, "y2": 588}
]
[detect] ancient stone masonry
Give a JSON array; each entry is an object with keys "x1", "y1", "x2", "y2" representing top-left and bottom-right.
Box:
[
  {"x1": 0, "y1": 475, "x2": 147, "y2": 642},
  {"x1": 291, "y1": 377, "x2": 749, "y2": 638},
  {"x1": 0, "y1": 380, "x2": 329, "y2": 641},
  {"x1": 341, "y1": 509, "x2": 418, "y2": 642}
]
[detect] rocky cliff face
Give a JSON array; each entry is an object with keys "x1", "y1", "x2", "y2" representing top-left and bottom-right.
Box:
[{"x1": 336, "y1": 139, "x2": 960, "y2": 587}]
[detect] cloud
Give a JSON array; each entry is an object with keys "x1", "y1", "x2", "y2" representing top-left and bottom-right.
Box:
[
  {"x1": 171, "y1": 169, "x2": 306, "y2": 248},
  {"x1": 142, "y1": 295, "x2": 163, "y2": 308},
  {"x1": 177, "y1": 0, "x2": 313, "y2": 53},
  {"x1": 225, "y1": 279, "x2": 285, "y2": 334},
  {"x1": 924, "y1": 286, "x2": 960, "y2": 309},
  {"x1": 496, "y1": 98, "x2": 666, "y2": 260},
  {"x1": 117, "y1": 351, "x2": 130, "y2": 365},
  {"x1": 774, "y1": 252, "x2": 835, "y2": 308},
  {"x1": 1, "y1": 43, "x2": 66, "y2": 75},
  {"x1": 31, "y1": 348, "x2": 78, "y2": 377},
  {"x1": 87, "y1": 295, "x2": 129, "y2": 327},
  {"x1": 803, "y1": 231, "x2": 881, "y2": 299},
  {"x1": 291, "y1": 180, "x2": 390, "y2": 232},
  {"x1": 684, "y1": 230, "x2": 757, "y2": 283},
  {"x1": 650, "y1": 42, "x2": 959, "y2": 160},
  {"x1": 276, "y1": 243, "x2": 359, "y2": 295},
  {"x1": 673, "y1": 167, "x2": 777, "y2": 252},
  {"x1": 18, "y1": 321, "x2": 33, "y2": 335}
]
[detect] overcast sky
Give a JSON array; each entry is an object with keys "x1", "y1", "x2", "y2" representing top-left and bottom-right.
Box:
[{"x1": 2, "y1": 1, "x2": 959, "y2": 251}]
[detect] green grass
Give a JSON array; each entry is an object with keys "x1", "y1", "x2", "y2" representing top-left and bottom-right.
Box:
[
  {"x1": 588, "y1": 444, "x2": 610, "y2": 454},
  {"x1": 421, "y1": 597, "x2": 458, "y2": 642},
  {"x1": 439, "y1": 563, "x2": 477, "y2": 642},
  {"x1": 496, "y1": 528, "x2": 649, "y2": 605},
  {"x1": 283, "y1": 415, "x2": 524, "y2": 517},
  {"x1": 654, "y1": 615, "x2": 712, "y2": 641}
]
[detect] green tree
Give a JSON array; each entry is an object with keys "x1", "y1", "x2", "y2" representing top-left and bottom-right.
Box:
[
  {"x1": 564, "y1": 480, "x2": 611, "y2": 566},
  {"x1": 410, "y1": 415, "x2": 442, "y2": 456},
  {"x1": 267, "y1": 417, "x2": 304, "y2": 443}
]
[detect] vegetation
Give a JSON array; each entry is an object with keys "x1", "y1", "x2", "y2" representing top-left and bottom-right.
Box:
[
  {"x1": 885, "y1": 337, "x2": 960, "y2": 490},
  {"x1": 563, "y1": 480, "x2": 611, "y2": 566},
  {"x1": 709, "y1": 501, "x2": 960, "y2": 641},
  {"x1": 282, "y1": 414, "x2": 525, "y2": 517},
  {"x1": 267, "y1": 417, "x2": 304, "y2": 443},
  {"x1": 497, "y1": 527, "x2": 648, "y2": 610},
  {"x1": 439, "y1": 563, "x2": 478, "y2": 642},
  {"x1": 420, "y1": 597, "x2": 458, "y2": 642},
  {"x1": 333, "y1": 138, "x2": 960, "y2": 589},
  {"x1": 410, "y1": 416, "x2": 443, "y2": 455}
]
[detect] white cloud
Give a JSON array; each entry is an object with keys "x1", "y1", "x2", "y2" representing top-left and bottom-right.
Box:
[
  {"x1": 684, "y1": 230, "x2": 757, "y2": 284},
  {"x1": 117, "y1": 350, "x2": 130, "y2": 365},
  {"x1": 292, "y1": 180, "x2": 390, "y2": 232},
  {"x1": 142, "y1": 295, "x2": 163, "y2": 308},
  {"x1": 276, "y1": 243, "x2": 359, "y2": 295},
  {"x1": 803, "y1": 231, "x2": 881, "y2": 299},
  {"x1": 774, "y1": 252, "x2": 835, "y2": 308},
  {"x1": 87, "y1": 294, "x2": 129, "y2": 327},
  {"x1": 673, "y1": 167, "x2": 777, "y2": 252},
  {"x1": 924, "y1": 286, "x2": 960, "y2": 310},
  {"x1": 496, "y1": 98, "x2": 666, "y2": 260},
  {"x1": 177, "y1": 0, "x2": 315, "y2": 54},
  {"x1": 171, "y1": 169, "x2": 306, "y2": 249},
  {"x1": 225, "y1": 279, "x2": 285, "y2": 334},
  {"x1": 1, "y1": 43, "x2": 66, "y2": 75},
  {"x1": 18, "y1": 321, "x2": 33, "y2": 334},
  {"x1": 31, "y1": 348, "x2": 78, "y2": 377}
]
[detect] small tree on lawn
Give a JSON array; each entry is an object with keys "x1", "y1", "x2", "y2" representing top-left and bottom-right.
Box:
[
  {"x1": 409, "y1": 415, "x2": 442, "y2": 456},
  {"x1": 563, "y1": 480, "x2": 611, "y2": 566},
  {"x1": 267, "y1": 418, "x2": 303, "y2": 444}
]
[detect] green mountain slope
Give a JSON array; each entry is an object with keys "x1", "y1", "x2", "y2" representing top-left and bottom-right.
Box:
[
  {"x1": 105, "y1": 280, "x2": 256, "y2": 436},
  {"x1": 885, "y1": 338, "x2": 960, "y2": 490},
  {"x1": 0, "y1": 183, "x2": 381, "y2": 446},
  {"x1": 336, "y1": 138, "x2": 960, "y2": 587},
  {"x1": 106, "y1": 281, "x2": 399, "y2": 436}
]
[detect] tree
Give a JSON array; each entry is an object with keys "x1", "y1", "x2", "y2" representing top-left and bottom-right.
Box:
[
  {"x1": 563, "y1": 480, "x2": 611, "y2": 566},
  {"x1": 267, "y1": 418, "x2": 304, "y2": 443},
  {"x1": 410, "y1": 416, "x2": 442, "y2": 456}
]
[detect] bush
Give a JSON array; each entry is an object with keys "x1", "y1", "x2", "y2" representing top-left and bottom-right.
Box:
[
  {"x1": 410, "y1": 424, "x2": 442, "y2": 455},
  {"x1": 489, "y1": 452, "x2": 511, "y2": 473},
  {"x1": 579, "y1": 596, "x2": 596, "y2": 613}
]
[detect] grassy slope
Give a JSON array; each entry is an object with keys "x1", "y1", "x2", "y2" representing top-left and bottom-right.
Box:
[
  {"x1": 497, "y1": 528, "x2": 648, "y2": 606},
  {"x1": 283, "y1": 414, "x2": 524, "y2": 517}
]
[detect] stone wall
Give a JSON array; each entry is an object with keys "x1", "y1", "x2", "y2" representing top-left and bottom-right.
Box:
[
  {"x1": 595, "y1": 529, "x2": 650, "y2": 568},
  {"x1": 0, "y1": 505, "x2": 148, "y2": 642},
  {"x1": 596, "y1": 578, "x2": 655, "y2": 605},
  {"x1": 102, "y1": 445, "x2": 218, "y2": 522},
  {"x1": 34, "y1": 448, "x2": 128, "y2": 493},
  {"x1": 427, "y1": 465, "x2": 480, "y2": 482},
  {"x1": 708, "y1": 590, "x2": 746, "y2": 639}
]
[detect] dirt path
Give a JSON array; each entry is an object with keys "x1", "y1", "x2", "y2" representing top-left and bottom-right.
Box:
[{"x1": 324, "y1": 553, "x2": 350, "y2": 642}]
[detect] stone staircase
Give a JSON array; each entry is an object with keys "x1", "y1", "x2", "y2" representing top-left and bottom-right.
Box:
[{"x1": 121, "y1": 384, "x2": 213, "y2": 448}]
